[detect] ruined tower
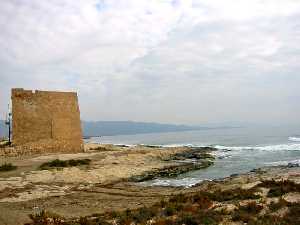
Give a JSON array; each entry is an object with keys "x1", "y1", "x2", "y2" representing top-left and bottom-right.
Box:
[{"x1": 11, "y1": 88, "x2": 83, "y2": 153}]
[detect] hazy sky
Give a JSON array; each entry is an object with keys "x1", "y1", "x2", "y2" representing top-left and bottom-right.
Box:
[{"x1": 0, "y1": 0, "x2": 300, "y2": 125}]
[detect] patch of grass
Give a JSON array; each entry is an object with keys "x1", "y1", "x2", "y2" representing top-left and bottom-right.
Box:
[
  {"x1": 192, "y1": 193, "x2": 213, "y2": 209},
  {"x1": 26, "y1": 210, "x2": 64, "y2": 225},
  {"x1": 163, "y1": 200, "x2": 185, "y2": 217},
  {"x1": 132, "y1": 206, "x2": 158, "y2": 223},
  {"x1": 0, "y1": 140, "x2": 10, "y2": 148},
  {"x1": 157, "y1": 198, "x2": 167, "y2": 208},
  {"x1": 153, "y1": 218, "x2": 174, "y2": 225},
  {"x1": 164, "y1": 205, "x2": 177, "y2": 216},
  {"x1": 25, "y1": 181, "x2": 299, "y2": 225},
  {"x1": 40, "y1": 159, "x2": 91, "y2": 170},
  {"x1": 91, "y1": 146, "x2": 111, "y2": 151},
  {"x1": 256, "y1": 179, "x2": 300, "y2": 197},
  {"x1": 196, "y1": 210, "x2": 223, "y2": 225},
  {"x1": 248, "y1": 203, "x2": 300, "y2": 225},
  {"x1": 27, "y1": 210, "x2": 111, "y2": 225},
  {"x1": 232, "y1": 202, "x2": 263, "y2": 223},
  {"x1": 200, "y1": 187, "x2": 261, "y2": 202},
  {"x1": 110, "y1": 206, "x2": 160, "y2": 225},
  {"x1": 269, "y1": 198, "x2": 289, "y2": 212},
  {"x1": 0, "y1": 163, "x2": 17, "y2": 172},
  {"x1": 248, "y1": 215, "x2": 287, "y2": 225},
  {"x1": 169, "y1": 193, "x2": 189, "y2": 204},
  {"x1": 78, "y1": 216, "x2": 111, "y2": 225},
  {"x1": 178, "y1": 214, "x2": 198, "y2": 225},
  {"x1": 116, "y1": 209, "x2": 134, "y2": 225}
]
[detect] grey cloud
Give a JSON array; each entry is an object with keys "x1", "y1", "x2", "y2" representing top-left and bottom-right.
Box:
[{"x1": 0, "y1": 0, "x2": 299, "y2": 125}]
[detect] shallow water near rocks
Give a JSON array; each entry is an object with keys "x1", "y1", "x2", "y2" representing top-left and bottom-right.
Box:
[{"x1": 89, "y1": 125, "x2": 300, "y2": 187}]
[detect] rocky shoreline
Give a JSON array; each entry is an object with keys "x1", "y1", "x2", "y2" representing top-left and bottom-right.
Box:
[
  {"x1": 129, "y1": 147, "x2": 215, "y2": 182},
  {"x1": 129, "y1": 160, "x2": 213, "y2": 182}
]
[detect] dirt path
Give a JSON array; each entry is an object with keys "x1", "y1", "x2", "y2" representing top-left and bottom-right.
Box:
[{"x1": 0, "y1": 182, "x2": 184, "y2": 225}]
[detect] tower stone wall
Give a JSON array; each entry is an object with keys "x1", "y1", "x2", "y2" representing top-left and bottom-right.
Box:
[{"x1": 11, "y1": 88, "x2": 83, "y2": 154}]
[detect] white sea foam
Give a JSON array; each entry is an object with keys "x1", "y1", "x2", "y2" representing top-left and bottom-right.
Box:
[
  {"x1": 114, "y1": 144, "x2": 137, "y2": 147},
  {"x1": 265, "y1": 159, "x2": 300, "y2": 166},
  {"x1": 148, "y1": 177, "x2": 204, "y2": 187},
  {"x1": 214, "y1": 143, "x2": 300, "y2": 151},
  {"x1": 161, "y1": 143, "x2": 205, "y2": 148},
  {"x1": 289, "y1": 137, "x2": 300, "y2": 142},
  {"x1": 210, "y1": 150, "x2": 232, "y2": 159},
  {"x1": 161, "y1": 142, "x2": 300, "y2": 152}
]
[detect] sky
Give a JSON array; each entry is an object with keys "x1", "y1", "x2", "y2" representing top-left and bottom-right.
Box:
[{"x1": 0, "y1": 0, "x2": 300, "y2": 125}]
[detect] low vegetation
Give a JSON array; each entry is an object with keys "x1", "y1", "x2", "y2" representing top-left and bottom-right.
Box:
[
  {"x1": 249, "y1": 202, "x2": 300, "y2": 225},
  {"x1": 268, "y1": 198, "x2": 290, "y2": 212},
  {"x1": 0, "y1": 139, "x2": 11, "y2": 148},
  {"x1": 0, "y1": 162, "x2": 17, "y2": 172},
  {"x1": 91, "y1": 146, "x2": 112, "y2": 151},
  {"x1": 25, "y1": 187, "x2": 261, "y2": 225},
  {"x1": 232, "y1": 202, "x2": 263, "y2": 223},
  {"x1": 25, "y1": 175, "x2": 300, "y2": 225},
  {"x1": 23, "y1": 157, "x2": 300, "y2": 225},
  {"x1": 201, "y1": 187, "x2": 261, "y2": 202},
  {"x1": 255, "y1": 179, "x2": 300, "y2": 197},
  {"x1": 40, "y1": 159, "x2": 91, "y2": 170}
]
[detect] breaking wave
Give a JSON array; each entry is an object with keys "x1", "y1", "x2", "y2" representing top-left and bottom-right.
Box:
[
  {"x1": 289, "y1": 137, "x2": 300, "y2": 142},
  {"x1": 265, "y1": 159, "x2": 300, "y2": 166},
  {"x1": 161, "y1": 142, "x2": 300, "y2": 152},
  {"x1": 146, "y1": 177, "x2": 205, "y2": 187},
  {"x1": 214, "y1": 143, "x2": 300, "y2": 151}
]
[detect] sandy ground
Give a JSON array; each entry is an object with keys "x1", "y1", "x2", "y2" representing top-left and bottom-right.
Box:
[
  {"x1": 0, "y1": 144, "x2": 188, "y2": 199},
  {"x1": 0, "y1": 144, "x2": 191, "y2": 225}
]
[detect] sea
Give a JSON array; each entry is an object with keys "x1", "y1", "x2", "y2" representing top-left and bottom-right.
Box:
[{"x1": 87, "y1": 125, "x2": 300, "y2": 187}]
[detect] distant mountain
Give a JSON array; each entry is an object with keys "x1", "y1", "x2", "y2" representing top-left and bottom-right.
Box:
[
  {"x1": 82, "y1": 121, "x2": 206, "y2": 137},
  {"x1": 0, "y1": 119, "x2": 238, "y2": 138},
  {"x1": 0, "y1": 120, "x2": 205, "y2": 138}
]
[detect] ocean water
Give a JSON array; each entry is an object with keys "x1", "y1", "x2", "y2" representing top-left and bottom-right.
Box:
[{"x1": 88, "y1": 125, "x2": 300, "y2": 187}]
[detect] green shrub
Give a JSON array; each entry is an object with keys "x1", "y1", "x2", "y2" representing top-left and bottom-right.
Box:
[
  {"x1": 232, "y1": 202, "x2": 263, "y2": 223},
  {"x1": 91, "y1": 146, "x2": 110, "y2": 151},
  {"x1": 114, "y1": 208, "x2": 135, "y2": 225},
  {"x1": 192, "y1": 193, "x2": 213, "y2": 209},
  {"x1": 256, "y1": 180, "x2": 300, "y2": 197},
  {"x1": 248, "y1": 203, "x2": 300, "y2": 225},
  {"x1": 164, "y1": 205, "x2": 176, "y2": 216},
  {"x1": 28, "y1": 210, "x2": 64, "y2": 225},
  {"x1": 0, "y1": 162, "x2": 17, "y2": 172},
  {"x1": 132, "y1": 206, "x2": 158, "y2": 223},
  {"x1": 0, "y1": 140, "x2": 10, "y2": 148},
  {"x1": 179, "y1": 214, "x2": 198, "y2": 225},
  {"x1": 40, "y1": 159, "x2": 91, "y2": 170},
  {"x1": 196, "y1": 210, "x2": 223, "y2": 225},
  {"x1": 200, "y1": 188, "x2": 260, "y2": 202},
  {"x1": 157, "y1": 198, "x2": 167, "y2": 208},
  {"x1": 248, "y1": 215, "x2": 286, "y2": 225},
  {"x1": 269, "y1": 198, "x2": 289, "y2": 212},
  {"x1": 169, "y1": 193, "x2": 189, "y2": 204},
  {"x1": 153, "y1": 218, "x2": 174, "y2": 225}
]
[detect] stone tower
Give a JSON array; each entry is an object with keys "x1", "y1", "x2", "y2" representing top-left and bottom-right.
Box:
[{"x1": 11, "y1": 88, "x2": 83, "y2": 153}]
